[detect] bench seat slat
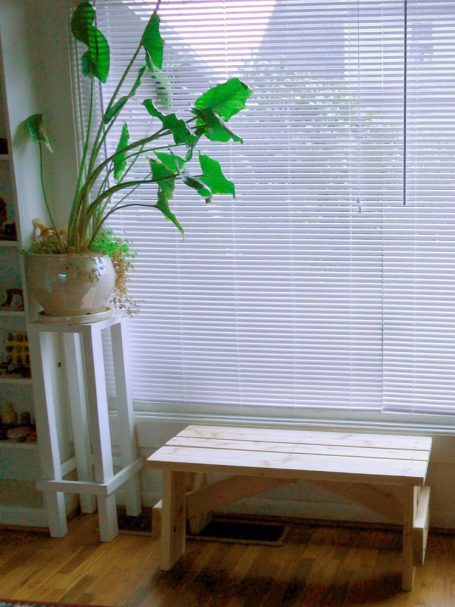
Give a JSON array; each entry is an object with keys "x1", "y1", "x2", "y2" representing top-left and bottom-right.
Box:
[
  {"x1": 180, "y1": 425, "x2": 432, "y2": 452},
  {"x1": 148, "y1": 445, "x2": 428, "y2": 485},
  {"x1": 167, "y1": 436, "x2": 430, "y2": 462}
]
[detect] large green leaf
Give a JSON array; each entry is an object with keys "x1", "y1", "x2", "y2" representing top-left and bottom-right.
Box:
[
  {"x1": 155, "y1": 152, "x2": 185, "y2": 174},
  {"x1": 162, "y1": 115, "x2": 196, "y2": 146},
  {"x1": 71, "y1": 2, "x2": 110, "y2": 83},
  {"x1": 103, "y1": 66, "x2": 146, "y2": 124},
  {"x1": 147, "y1": 68, "x2": 171, "y2": 108},
  {"x1": 143, "y1": 99, "x2": 196, "y2": 146},
  {"x1": 198, "y1": 154, "x2": 235, "y2": 197},
  {"x1": 143, "y1": 98, "x2": 164, "y2": 121},
  {"x1": 131, "y1": 65, "x2": 146, "y2": 96},
  {"x1": 104, "y1": 97, "x2": 128, "y2": 124},
  {"x1": 142, "y1": 15, "x2": 170, "y2": 107},
  {"x1": 194, "y1": 78, "x2": 252, "y2": 121},
  {"x1": 71, "y1": 1, "x2": 94, "y2": 44},
  {"x1": 193, "y1": 108, "x2": 242, "y2": 143},
  {"x1": 150, "y1": 159, "x2": 176, "y2": 199},
  {"x1": 183, "y1": 175, "x2": 211, "y2": 199},
  {"x1": 113, "y1": 123, "x2": 129, "y2": 181},
  {"x1": 155, "y1": 190, "x2": 184, "y2": 236},
  {"x1": 23, "y1": 114, "x2": 53, "y2": 152},
  {"x1": 142, "y1": 13, "x2": 163, "y2": 70},
  {"x1": 150, "y1": 156, "x2": 184, "y2": 234}
]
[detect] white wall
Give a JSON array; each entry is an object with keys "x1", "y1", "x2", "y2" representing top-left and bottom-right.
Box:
[
  {"x1": 30, "y1": 0, "x2": 79, "y2": 229},
  {"x1": 0, "y1": 0, "x2": 79, "y2": 232}
]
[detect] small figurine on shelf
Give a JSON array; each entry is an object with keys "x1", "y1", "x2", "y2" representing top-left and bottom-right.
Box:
[
  {"x1": 3, "y1": 222, "x2": 17, "y2": 240},
  {"x1": 0, "y1": 197, "x2": 17, "y2": 241},
  {"x1": 0, "y1": 287, "x2": 24, "y2": 312},
  {"x1": 1, "y1": 402, "x2": 17, "y2": 425},
  {"x1": 0, "y1": 331, "x2": 31, "y2": 377},
  {"x1": 19, "y1": 411, "x2": 31, "y2": 425},
  {"x1": 0, "y1": 403, "x2": 36, "y2": 442},
  {"x1": 0, "y1": 198, "x2": 6, "y2": 227}
]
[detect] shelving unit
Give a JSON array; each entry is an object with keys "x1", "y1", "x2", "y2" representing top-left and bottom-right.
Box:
[
  {"x1": 0, "y1": 377, "x2": 33, "y2": 385},
  {"x1": 0, "y1": 310, "x2": 26, "y2": 317},
  {"x1": 0, "y1": 32, "x2": 46, "y2": 528}
]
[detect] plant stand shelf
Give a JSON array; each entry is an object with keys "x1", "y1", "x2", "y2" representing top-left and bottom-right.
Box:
[{"x1": 28, "y1": 315, "x2": 142, "y2": 541}]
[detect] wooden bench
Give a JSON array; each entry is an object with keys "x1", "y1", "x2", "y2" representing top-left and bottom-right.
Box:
[{"x1": 146, "y1": 425, "x2": 432, "y2": 591}]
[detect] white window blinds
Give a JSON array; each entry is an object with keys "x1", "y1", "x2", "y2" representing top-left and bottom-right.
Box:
[
  {"x1": 383, "y1": 0, "x2": 455, "y2": 415},
  {"x1": 78, "y1": 0, "x2": 455, "y2": 415}
]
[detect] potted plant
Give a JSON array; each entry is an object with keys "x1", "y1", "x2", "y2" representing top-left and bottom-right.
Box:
[{"x1": 24, "y1": 1, "x2": 252, "y2": 318}]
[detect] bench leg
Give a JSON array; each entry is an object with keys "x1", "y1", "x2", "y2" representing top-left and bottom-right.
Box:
[
  {"x1": 402, "y1": 486, "x2": 417, "y2": 591},
  {"x1": 161, "y1": 470, "x2": 187, "y2": 570}
]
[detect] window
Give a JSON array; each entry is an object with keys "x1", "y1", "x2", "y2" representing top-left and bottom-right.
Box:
[{"x1": 77, "y1": 0, "x2": 455, "y2": 416}]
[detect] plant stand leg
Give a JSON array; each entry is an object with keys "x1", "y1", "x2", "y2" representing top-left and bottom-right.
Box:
[
  {"x1": 28, "y1": 330, "x2": 67, "y2": 537},
  {"x1": 111, "y1": 320, "x2": 141, "y2": 516},
  {"x1": 62, "y1": 332, "x2": 96, "y2": 514},
  {"x1": 81, "y1": 324, "x2": 118, "y2": 541}
]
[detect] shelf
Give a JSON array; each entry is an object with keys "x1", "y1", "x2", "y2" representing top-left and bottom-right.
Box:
[
  {"x1": 0, "y1": 240, "x2": 19, "y2": 248},
  {"x1": 0, "y1": 440, "x2": 37, "y2": 450},
  {"x1": 0, "y1": 154, "x2": 9, "y2": 161},
  {"x1": 0, "y1": 376, "x2": 32, "y2": 385},
  {"x1": 0, "y1": 309, "x2": 25, "y2": 317},
  {"x1": 0, "y1": 480, "x2": 47, "y2": 527}
]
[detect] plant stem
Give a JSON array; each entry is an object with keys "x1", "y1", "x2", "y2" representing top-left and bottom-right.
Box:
[
  {"x1": 88, "y1": 201, "x2": 162, "y2": 247},
  {"x1": 68, "y1": 77, "x2": 95, "y2": 247},
  {"x1": 86, "y1": 166, "x2": 179, "y2": 247},
  {"x1": 114, "y1": 170, "x2": 152, "y2": 208},
  {"x1": 78, "y1": 128, "x2": 168, "y2": 210},
  {"x1": 38, "y1": 142, "x2": 65, "y2": 250},
  {"x1": 86, "y1": 44, "x2": 142, "y2": 182}
]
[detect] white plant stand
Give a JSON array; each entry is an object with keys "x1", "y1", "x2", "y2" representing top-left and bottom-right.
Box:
[{"x1": 27, "y1": 315, "x2": 143, "y2": 541}]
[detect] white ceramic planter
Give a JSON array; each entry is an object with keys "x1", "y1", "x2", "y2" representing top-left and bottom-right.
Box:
[{"x1": 26, "y1": 253, "x2": 115, "y2": 317}]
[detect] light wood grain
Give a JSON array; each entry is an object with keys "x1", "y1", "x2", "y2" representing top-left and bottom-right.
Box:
[
  {"x1": 413, "y1": 486, "x2": 431, "y2": 566},
  {"x1": 180, "y1": 425, "x2": 432, "y2": 451},
  {"x1": 168, "y1": 435, "x2": 431, "y2": 461},
  {"x1": 161, "y1": 470, "x2": 187, "y2": 570},
  {"x1": 402, "y1": 486, "x2": 417, "y2": 591},
  {"x1": 186, "y1": 476, "x2": 297, "y2": 526},
  {"x1": 305, "y1": 480, "x2": 403, "y2": 522},
  {"x1": 185, "y1": 472, "x2": 211, "y2": 534},
  {"x1": 148, "y1": 444, "x2": 429, "y2": 485}
]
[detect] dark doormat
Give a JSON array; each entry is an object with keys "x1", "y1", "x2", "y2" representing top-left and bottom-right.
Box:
[
  {"x1": 118, "y1": 509, "x2": 153, "y2": 536},
  {"x1": 188, "y1": 515, "x2": 288, "y2": 546}
]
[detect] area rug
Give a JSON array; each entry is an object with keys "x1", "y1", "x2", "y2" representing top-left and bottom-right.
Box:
[{"x1": 1, "y1": 601, "x2": 112, "y2": 607}]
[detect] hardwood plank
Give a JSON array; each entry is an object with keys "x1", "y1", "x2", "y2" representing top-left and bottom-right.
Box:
[
  {"x1": 168, "y1": 436, "x2": 431, "y2": 462},
  {"x1": 180, "y1": 425, "x2": 432, "y2": 452},
  {"x1": 147, "y1": 445, "x2": 429, "y2": 484},
  {"x1": 2, "y1": 515, "x2": 454, "y2": 606}
]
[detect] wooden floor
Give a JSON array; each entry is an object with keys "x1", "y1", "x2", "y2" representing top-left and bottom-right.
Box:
[{"x1": 0, "y1": 514, "x2": 454, "y2": 607}]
